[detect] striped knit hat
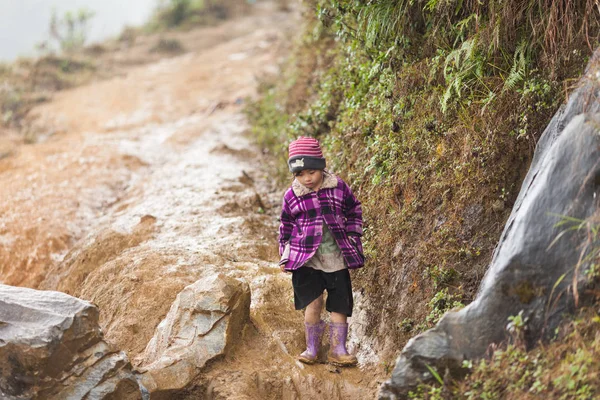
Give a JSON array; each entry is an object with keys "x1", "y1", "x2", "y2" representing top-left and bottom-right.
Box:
[{"x1": 288, "y1": 136, "x2": 326, "y2": 173}]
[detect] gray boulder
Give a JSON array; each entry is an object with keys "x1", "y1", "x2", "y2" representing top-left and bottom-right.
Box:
[
  {"x1": 0, "y1": 284, "x2": 143, "y2": 400},
  {"x1": 137, "y1": 273, "x2": 250, "y2": 397},
  {"x1": 379, "y1": 49, "x2": 600, "y2": 399}
]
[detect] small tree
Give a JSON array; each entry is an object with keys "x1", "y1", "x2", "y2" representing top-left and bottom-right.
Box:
[{"x1": 48, "y1": 8, "x2": 96, "y2": 53}]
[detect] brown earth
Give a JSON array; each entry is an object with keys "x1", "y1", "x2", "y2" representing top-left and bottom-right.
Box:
[{"x1": 0, "y1": 2, "x2": 384, "y2": 398}]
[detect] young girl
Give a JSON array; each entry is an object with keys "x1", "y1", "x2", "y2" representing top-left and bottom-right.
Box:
[{"x1": 278, "y1": 136, "x2": 364, "y2": 367}]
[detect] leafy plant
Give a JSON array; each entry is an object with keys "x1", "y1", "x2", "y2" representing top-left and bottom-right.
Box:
[
  {"x1": 426, "y1": 288, "x2": 464, "y2": 326},
  {"x1": 46, "y1": 8, "x2": 95, "y2": 53},
  {"x1": 506, "y1": 310, "x2": 528, "y2": 347},
  {"x1": 399, "y1": 318, "x2": 414, "y2": 333},
  {"x1": 503, "y1": 40, "x2": 531, "y2": 91},
  {"x1": 441, "y1": 37, "x2": 491, "y2": 112},
  {"x1": 425, "y1": 264, "x2": 459, "y2": 289}
]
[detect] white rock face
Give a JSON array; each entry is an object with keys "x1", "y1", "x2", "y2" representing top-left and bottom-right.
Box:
[
  {"x1": 137, "y1": 273, "x2": 251, "y2": 396},
  {"x1": 0, "y1": 284, "x2": 143, "y2": 400}
]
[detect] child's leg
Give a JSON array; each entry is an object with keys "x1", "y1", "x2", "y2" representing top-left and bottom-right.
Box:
[
  {"x1": 304, "y1": 295, "x2": 324, "y2": 324},
  {"x1": 291, "y1": 267, "x2": 326, "y2": 364},
  {"x1": 330, "y1": 312, "x2": 347, "y2": 324},
  {"x1": 323, "y1": 270, "x2": 357, "y2": 366}
]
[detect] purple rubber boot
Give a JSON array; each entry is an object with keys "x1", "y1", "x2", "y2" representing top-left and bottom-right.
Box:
[
  {"x1": 327, "y1": 322, "x2": 357, "y2": 367},
  {"x1": 298, "y1": 320, "x2": 325, "y2": 364}
]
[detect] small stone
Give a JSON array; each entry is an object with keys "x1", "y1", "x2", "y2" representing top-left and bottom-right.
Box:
[{"x1": 326, "y1": 365, "x2": 341, "y2": 374}]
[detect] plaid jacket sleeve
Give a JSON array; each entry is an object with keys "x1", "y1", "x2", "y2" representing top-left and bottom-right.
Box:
[
  {"x1": 341, "y1": 180, "x2": 363, "y2": 237},
  {"x1": 278, "y1": 195, "x2": 294, "y2": 256}
]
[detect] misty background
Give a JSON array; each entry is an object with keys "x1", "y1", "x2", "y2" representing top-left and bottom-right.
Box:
[{"x1": 0, "y1": 0, "x2": 157, "y2": 61}]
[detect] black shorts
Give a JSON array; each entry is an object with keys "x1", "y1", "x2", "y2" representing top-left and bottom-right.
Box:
[{"x1": 291, "y1": 267, "x2": 354, "y2": 317}]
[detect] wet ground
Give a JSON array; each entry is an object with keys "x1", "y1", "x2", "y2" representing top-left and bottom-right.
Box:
[{"x1": 0, "y1": 2, "x2": 384, "y2": 398}]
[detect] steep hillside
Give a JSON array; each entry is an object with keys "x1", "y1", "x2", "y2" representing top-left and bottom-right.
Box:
[{"x1": 249, "y1": 0, "x2": 600, "y2": 378}]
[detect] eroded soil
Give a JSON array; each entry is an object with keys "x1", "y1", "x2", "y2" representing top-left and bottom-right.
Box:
[{"x1": 0, "y1": 2, "x2": 384, "y2": 399}]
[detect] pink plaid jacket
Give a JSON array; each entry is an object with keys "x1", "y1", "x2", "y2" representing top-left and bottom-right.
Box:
[{"x1": 278, "y1": 172, "x2": 364, "y2": 271}]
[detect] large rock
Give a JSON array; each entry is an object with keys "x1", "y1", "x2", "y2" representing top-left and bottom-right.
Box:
[
  {"x1": 0, "y1": 284, "x2": 143, "y2": 400},
  {"x1": 137, "y1": 273, "x2": 251, "y2": 397},
  {"x1": 379, "y1": 49, "x2": 600, "y2": 399}
]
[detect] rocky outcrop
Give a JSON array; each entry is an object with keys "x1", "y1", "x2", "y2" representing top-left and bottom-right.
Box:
[
  {"x1": 137, "y1": 274, "x2": 251, "y2": 397},
  {"x1": 379, "y1": 49, "x2": 600, "y2": 399},
  {"x1": 0, "y1": 284, "x2": 143, "y2": 400}
]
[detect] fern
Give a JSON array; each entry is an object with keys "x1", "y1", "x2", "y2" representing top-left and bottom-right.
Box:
[
  {"x1": 441, "y1": 37, "x2": 487, "y2": 112},
  {"x1": 503, "y1": 40, "x2": 530, "y2": 91}
]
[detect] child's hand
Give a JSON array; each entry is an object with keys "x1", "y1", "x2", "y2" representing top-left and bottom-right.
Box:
[{"x1": 280, "y1": 264, "x2": 287, "y2": 272}]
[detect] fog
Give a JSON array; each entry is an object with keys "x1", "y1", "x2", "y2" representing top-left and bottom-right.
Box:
[{"x1": 0, "y1": 0, "x2": 157, "y2": 61}]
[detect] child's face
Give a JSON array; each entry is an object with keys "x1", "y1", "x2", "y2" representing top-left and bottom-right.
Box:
[{"x1": 294, "y1": 169, "x2": 323, "y2": 190}]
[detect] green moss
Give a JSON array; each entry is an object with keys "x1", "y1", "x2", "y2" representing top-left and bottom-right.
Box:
[{"x1": 510, "y1": 281, "x2": 545, "y2": 304}]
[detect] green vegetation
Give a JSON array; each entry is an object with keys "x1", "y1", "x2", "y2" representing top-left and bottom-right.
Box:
[
  {"x1": 146, "y1": 0, "x2": 250, "y2": 31},
  {"x1": 48, "y1": 8, "x2": 96, "y2": 53},
  {"x1": 425, "y1": 288, "x2": 464, "y2": 327},
  {"x1": 397, "y1": 286, "x2": 464, "y2": 334},
  {"x1": 247, "y1": 0, "x2": 600, "y2": 368},
  {"x1": 408, "y1": 306, "x2": 600, "y2": 399}
]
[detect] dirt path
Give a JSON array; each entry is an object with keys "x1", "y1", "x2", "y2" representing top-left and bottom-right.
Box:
[{"x1": 0, "y1": 3, "x2": 383, "y2": 398}]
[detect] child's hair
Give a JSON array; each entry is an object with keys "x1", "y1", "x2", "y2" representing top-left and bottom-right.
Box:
[{"x1": 291, "y1": 169, "x2": 303, "y2": 184}]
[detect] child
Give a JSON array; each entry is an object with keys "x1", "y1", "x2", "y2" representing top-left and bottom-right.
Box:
[{"x1": 278, "y1": 136, "x2": 364, "y2": 367}]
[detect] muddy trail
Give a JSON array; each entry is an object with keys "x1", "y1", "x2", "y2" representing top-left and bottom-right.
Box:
[{"x1": 0, "y1": 3, "x2": 382, "y2": 399}]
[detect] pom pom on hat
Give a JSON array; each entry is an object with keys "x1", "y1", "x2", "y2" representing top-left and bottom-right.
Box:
[{"x1": 288, "y1": 136, "x2": 326, "y2": 173}]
